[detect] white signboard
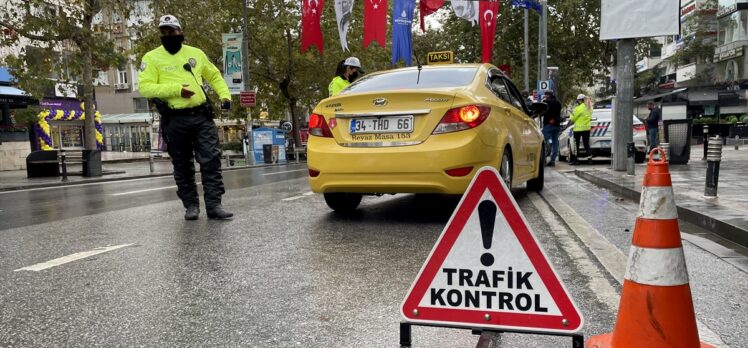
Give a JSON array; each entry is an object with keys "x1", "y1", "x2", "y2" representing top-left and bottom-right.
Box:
[
  {"x1": 222, "y1": 33, "x2": 244, "y2": 95},
  {"x1": 600, "y1": 0, "x2": 680, "y2": 40}
]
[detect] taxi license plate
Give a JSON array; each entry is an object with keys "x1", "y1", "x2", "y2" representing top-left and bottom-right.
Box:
[{"x1": 350, "y1": 116, "x2": 413, "y2": 134}]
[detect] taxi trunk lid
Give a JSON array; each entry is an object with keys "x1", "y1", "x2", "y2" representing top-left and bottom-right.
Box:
[{"x1": 321, "y1": 91, "x2": 457, "y2": 147}]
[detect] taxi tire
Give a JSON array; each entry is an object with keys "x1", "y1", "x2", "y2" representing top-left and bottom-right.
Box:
[
  {"x1": 499, "y1": 148, "x2": 513, "y2": 189},
  {"x1": 324, "y1": 193, "x2": 363, "y2": 212},
  {"x1": 527, "y1": 144, "x2": 544, "y2": 192}
]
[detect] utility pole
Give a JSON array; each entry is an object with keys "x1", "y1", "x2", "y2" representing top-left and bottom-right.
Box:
[
  {"x1": 612, "y1": 39, "x2": 635, "y2": 171},
  {"x1": 524, "y1": 8, "x2": 529, "y2": 92},
  {"x1": 538, "y1": 0, "x2": 548, "y2": 82},
  {"x1": 241, "y1": 0, "x2": 255, "y2": 165}
]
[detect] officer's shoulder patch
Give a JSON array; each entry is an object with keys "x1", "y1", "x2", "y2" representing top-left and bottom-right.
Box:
[
  {"x1": 188, "y1": 58, "x2": 197, "y2": 68},
  {"x1": 138, "y1": 61, "x2": 147, "y2": 72}
]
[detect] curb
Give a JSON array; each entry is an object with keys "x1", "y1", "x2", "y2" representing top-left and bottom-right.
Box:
[
  {"x1": 0, "y1": 162, "x2": 305, "y2": 192},
  {"x1": 575, "y1": 169, "x2": 748, "y2": 249}
]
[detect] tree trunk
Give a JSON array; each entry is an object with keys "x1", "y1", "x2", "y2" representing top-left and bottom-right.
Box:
[
  {"x1": 81, "y1": 17, "x2": 96, "y2": 150},
  {"x1": 288, "y1": 97, "x2": 302, "y2": 147}
]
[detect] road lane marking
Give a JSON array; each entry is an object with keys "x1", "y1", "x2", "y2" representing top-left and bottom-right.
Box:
[
  {"x1": 14, "y1": 244, "x2": 134, "y2": 272},
  {"x1": 110, "y1": 183, "x2": 201, "y2": 196},
  {"x1": 282, "y1": 191, "x2": 315, "y2": 201},
  {"x1": 0, "y1": 176, "x2": 175, "y2": 194},
  {"x1": 535, "y1": 190, "x2": 728, "y2": 347},
  {"x1": 263, "y1": 169, "x2": 307, "y2": 176}
]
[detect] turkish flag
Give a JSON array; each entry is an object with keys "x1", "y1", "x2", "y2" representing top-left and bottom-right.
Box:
[
  {"x1": 419, "y1": 0, "x2": 444, "y2": 32},
  {"x1": 302, "y1": 0, "x2": 324, "y2": 54},
  {"x1": 480, "y1": 0, "x2": 499, "y2": 63},
  {"x1": 364, "y1": 0, "x2": 387, "y2": 48}
]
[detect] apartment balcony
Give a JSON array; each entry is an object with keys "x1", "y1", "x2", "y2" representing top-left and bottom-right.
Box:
[{"x1": 676, "y1": 63, "x2": 709, "y2": 86}]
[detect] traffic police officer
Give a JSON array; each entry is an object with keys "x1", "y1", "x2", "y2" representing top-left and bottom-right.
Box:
[{"x1": 138, "y1": 15, "x2": 233, "y2": 220}]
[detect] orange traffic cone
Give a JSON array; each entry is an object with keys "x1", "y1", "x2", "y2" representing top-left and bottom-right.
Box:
[{"x1": 586, "y1": 148, "x2": 714, "y2": 348}]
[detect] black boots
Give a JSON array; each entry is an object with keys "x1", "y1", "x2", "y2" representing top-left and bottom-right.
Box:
[
  {"x1": 207, "y1": 205, "x2": 234, "y2": 220},
  {"x1": 184, "y1": 205, "x2": 200, "y2": 220}
]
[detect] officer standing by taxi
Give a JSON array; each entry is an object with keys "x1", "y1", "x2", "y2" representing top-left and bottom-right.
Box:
[
  {"x1": 569, "y1": 94, "x2": 592, "y2": 165},
  {"x1": 138, "y1": 15, "x2": 233, "y2": 220}
]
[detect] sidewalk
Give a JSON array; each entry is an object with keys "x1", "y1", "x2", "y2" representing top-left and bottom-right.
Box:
[
  {"x1": 0, "y1": 151, "x2": 297, "y2": 192},
  {"x1": 573, "y1": 145, "x2": 748, "y2": 248}
]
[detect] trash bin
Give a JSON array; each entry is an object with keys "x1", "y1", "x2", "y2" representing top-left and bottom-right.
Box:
[
  {"x1": 82, "y1": 149, "x2": 102, "y2": 177},
  {"x1": 263, "y1": 144, "x2": 274, "y2": 164},
  {"x1": 663, "y1": 119, "x2": 692, "y2": 165}
]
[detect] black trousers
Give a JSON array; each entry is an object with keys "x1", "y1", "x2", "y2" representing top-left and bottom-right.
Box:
[
  {"x1": 573, "y1": 130, "x2": 591, "y2": 159},
  {"x1": 163, "y1": 113, "x2": 225, "y2": 209}
]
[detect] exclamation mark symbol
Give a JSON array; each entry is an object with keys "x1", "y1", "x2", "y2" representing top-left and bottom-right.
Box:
[{"x1": 478, "y1": 200, "x2": 497, "y2": 267}]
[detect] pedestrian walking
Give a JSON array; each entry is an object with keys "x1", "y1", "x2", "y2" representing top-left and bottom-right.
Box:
[
  {"x1": 646, "y1": 100, "x2": 661, "y2": 151},
  {"x1": 569, "y1": 94, "x2": 592, "y2": 165},
  {"x1": 138, "y1": 15, "x2": 233, "y2": 220},
  {"x1": 328, "y1": 57, "x2": 364, "y2": 96},
  {"x1": 541, "y1": 91, "x2": 562, "y2": 166}
]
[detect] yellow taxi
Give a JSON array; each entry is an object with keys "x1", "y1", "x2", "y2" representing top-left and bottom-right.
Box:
[{"x1": 307, "y1": 63, "x2": 546, "y2": 211}]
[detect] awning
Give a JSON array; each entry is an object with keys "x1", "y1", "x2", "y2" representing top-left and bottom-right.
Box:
[
  {"x1": 0, "y1": 86, "x2": 35, "y2": 107},
  {"x1": 687, "y1": 90, "x2": 719, "y2": 106},
  {"x1": 634, "y1": 88, "x2": 688, "y2": 104},
  {"x1": 100, "y1": 113, "x2": 153, "y2": 124}
]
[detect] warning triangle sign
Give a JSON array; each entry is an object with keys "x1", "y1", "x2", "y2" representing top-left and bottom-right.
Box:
[{"x1": 401, "y1": 167, "x2": 583, "y2": 333}]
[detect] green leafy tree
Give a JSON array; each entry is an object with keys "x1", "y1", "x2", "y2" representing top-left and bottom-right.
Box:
[{"x1": 0, "y1": 0, "x2": 130, "y2": 150}]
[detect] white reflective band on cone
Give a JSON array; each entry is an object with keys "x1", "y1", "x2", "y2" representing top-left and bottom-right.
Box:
[
  {"x1": 624, "y1": 246, "x2": 689, "y2": 286},
  {"x1": 637, "y1": 186, "x2": 678, "y2": 220}
]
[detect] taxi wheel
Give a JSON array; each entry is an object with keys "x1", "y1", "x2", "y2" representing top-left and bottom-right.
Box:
[
  {"x1": 527, "y1": 145, "x2": 544, "y2": 192},
  {"x1": 499, "y1": 148, "x2": 512, "y2": 189},
  {"x1": 324, "y1": 193, "x2": 363, "y2": 212}
]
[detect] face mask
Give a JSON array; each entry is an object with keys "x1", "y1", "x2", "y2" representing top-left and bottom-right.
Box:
[
  {"x1": 161, "y1": 35, "x2": 184, "y2": 54},
  {"x1": 348, "y1": 71, "x2": 359, "y2": 83}
]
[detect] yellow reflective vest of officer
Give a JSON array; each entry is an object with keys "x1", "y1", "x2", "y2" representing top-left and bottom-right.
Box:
[
  {"x1": 138, "y1": 44, "x2": 230, "y2": 109},
  {"x1": 570, "y1": 103, "x2": 592, "y2": 132},
  {"x1": 328, "y1": 76, "x2": 350, "y2": 97}
]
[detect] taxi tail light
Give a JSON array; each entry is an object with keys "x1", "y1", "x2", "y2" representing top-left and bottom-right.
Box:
[
  {"x1": 308, "y1": 169, "x2": 320, "y2": 177},
  {"x1": 445, "y1": 166, "x2": 473, "y2": 177},
  {"x1": 433, "y1": 105, "x2": 491, "y2": 134},
  {"x1": 309, "y1": 113, "x2": 333, "y2": 137}
]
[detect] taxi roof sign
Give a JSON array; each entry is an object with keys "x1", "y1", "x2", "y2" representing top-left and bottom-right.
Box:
[
  {"x1": 400, "y1": 167, "x2": 583, "y2": 333},
  {"x1": 427, "y1": 51, "x2": 454, "y2": 65}
]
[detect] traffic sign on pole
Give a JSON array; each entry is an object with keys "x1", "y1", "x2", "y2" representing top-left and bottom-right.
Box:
[
  {"x1": 401, "y1": 167, "x2": 583, "y2": 333},
  {"x1": 240, "y1": 91, "x2": 256, "y2": 107}
]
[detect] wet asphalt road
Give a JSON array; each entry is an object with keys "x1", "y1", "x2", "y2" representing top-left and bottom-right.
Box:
[{"x1": 0, "y1": 164, "x2": 744, "y2": 347}]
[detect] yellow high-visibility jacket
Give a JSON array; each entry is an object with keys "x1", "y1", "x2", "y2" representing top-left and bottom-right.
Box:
[
  {"x1": 138, "y1": 45, "x2": 230, "y2": 109},
  {"x1": 328, "y1": 76, "x2": 350, "y2": 97},
  {"x1": 570, "y1": 103, "x2": 592, "y2": 132}
]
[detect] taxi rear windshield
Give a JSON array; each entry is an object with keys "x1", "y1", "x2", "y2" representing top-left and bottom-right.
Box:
[{"x1": 341, "y1": 67, "x2": 478, "y2": 94}]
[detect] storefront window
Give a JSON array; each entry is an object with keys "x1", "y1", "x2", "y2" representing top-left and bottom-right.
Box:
[{"x1": 59, "y1": 125, "x2": 83, "y2": 148}]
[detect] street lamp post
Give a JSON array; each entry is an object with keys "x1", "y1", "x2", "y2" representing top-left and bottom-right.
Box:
[{"x1": 242, "y1": 0, "x2": 256, "y2": 165}]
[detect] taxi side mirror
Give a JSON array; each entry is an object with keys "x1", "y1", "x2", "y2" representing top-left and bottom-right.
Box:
[{"x1": 529, "y1": 102, "x2": 548, "y2": 118}]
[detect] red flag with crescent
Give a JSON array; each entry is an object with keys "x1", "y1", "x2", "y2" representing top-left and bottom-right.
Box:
[
  {"x1": 480, "y1": 0, "x2": 499, "y2": 63},
  {"x1": 364, "y1": 0, "x2": 387, "y2": 48},
  {"x1": 302, "y1": 0, "x2": 324, "y2": 54},
  {"x1": 419, "y1": 0, "x2": 444, "y2": 32}
]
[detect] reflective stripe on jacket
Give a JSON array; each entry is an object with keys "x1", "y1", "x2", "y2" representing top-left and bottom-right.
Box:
[{"x1": 138, "y1": 45, "x2": 230, "y2": 109}]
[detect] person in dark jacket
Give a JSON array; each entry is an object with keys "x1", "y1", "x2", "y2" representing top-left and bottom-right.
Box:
[
  {"x1": 541, "y1": 91, "x2": 562, "y2": 166},
  {"x1": 646, "y1": 101, "x2": 661, "y2": 151}
]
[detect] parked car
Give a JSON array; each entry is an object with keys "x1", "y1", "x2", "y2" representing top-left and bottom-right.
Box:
[
  {"x1": 558, "y1": 108, "x2": 647, "y2": 163},
  {"x1": 307, "y1": 64, "x2": 546, "y2": 212}
]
